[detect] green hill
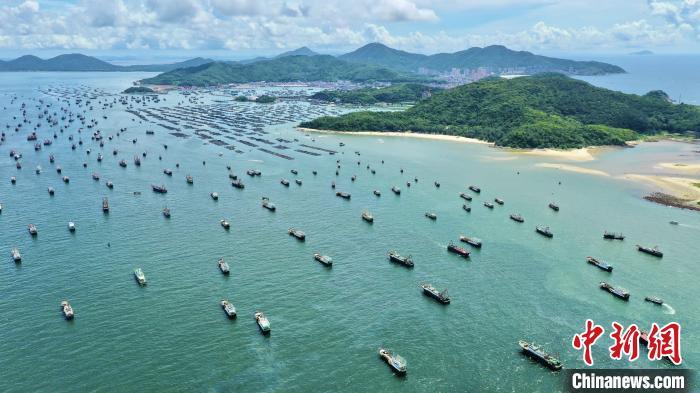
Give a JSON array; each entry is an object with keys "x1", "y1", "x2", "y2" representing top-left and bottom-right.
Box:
[
  {"x1": 339, "y1": 43, "x2": 624, "y2": 75},
  {"x1": 0, "y1": 53, "x2": 213, "y2": 72},
  {"x1": 300, "y1": 74, "x2": 700, "y2": 148},
  {"x1": 311, "y1": 84, "x2": 440, "y2": 104},
  {"x1": 140, "y1": 55, "x2": 421, "y2": 86}
]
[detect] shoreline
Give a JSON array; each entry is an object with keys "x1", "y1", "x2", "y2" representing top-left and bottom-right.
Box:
[
  {"x1": 622, "y1": 174, "x2": 700, "y2": 210},
  {"x1": 297, "y1": 127, "x2": 493, "y2": 145},
  {"x1": 534, "y1": 163, "x2": 610, "y2": 176}
]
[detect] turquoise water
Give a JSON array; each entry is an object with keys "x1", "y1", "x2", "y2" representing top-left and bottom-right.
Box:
[{"x1": 0, "y1": 72, "x2": 699, "y2": 392}]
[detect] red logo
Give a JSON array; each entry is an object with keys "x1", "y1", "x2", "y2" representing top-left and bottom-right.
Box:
[
  {"x1": 647, "y1": 322, "x2": 682, "y2": 365},
  {"x1": 572, "y1": 319, "x2": 605, "y2": 366}
]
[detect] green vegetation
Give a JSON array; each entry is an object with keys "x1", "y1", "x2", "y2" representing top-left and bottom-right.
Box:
[
  {"x1": 301, "y1": 74, "x2": 700, "y2": 148},
  {"x1": 141, "y1": 55, "x2": 423, "y2": 86},
  {"x1": 255, "y1": 95, "x2": 276, "y2": 103},
  {"x1": 311, "y1": 84, "x2": 440, "y2": 104},
  {"x1": 339, "y1": 43, "x2": 624, "y2": 75},
  {"x1": 122, "y1": 86, "x2": 155, "y2": 94},
  {"x1": 693, "y1": 183, "x2": 700, "y2": 189}
]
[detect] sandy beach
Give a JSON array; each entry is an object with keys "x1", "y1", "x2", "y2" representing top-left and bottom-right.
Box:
[
  {"x1": 623, "y1": 174, "x2": 700, "y2": 201},
  {"x1": 657, "y1": 162, "x2": 700, "y2": 173},
  {"x1": 297, "y1": 127, "x2": 494, "y2": 145},
  {"x1": 515, "y1": 148, "x2": 596, "y2": 162},
  {"x1": 534, "y1": 163, "x2": 610, "y2": 176}
]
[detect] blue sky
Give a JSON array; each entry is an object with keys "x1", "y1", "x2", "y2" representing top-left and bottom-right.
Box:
[{"x1": 0, "y1": 0, "x2": 698, "y2": 61}]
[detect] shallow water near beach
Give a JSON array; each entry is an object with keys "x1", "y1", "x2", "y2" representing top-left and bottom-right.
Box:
[{"x1": 0, "y1": 71, "x2": 699, "y2": 392}]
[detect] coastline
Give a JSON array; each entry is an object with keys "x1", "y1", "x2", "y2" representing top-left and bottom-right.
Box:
[
  {"x1": 297, "y1": 127, "x2": 493, "y2": 145},
  {"x1": 534, "y1": 163, "x2": 610, "y2": 176},
  {"x1": 622, "y1": 174, "x2": 700, "y2": 210}
]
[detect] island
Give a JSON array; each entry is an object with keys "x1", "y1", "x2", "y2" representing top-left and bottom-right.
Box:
[
  {"x1": 139, "y1": 55, "x2": 421, "y2": 86},
  {"x1": 122, "y1": 86, "x2": 155, "y2": 94},
  {"x1": 311, "y1": 83, "x2": 440, "y2": 105},
  {"x1": 300, "y1": 74, "x2": 700, "y2": 149},
  {"x1": 234, "y1": 95, "x2": 277, "y2": 103}
]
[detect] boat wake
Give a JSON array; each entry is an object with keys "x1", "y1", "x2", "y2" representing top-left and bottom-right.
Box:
[{"x1": 662, "y1": 303, "x2": 676, "y2": 315}]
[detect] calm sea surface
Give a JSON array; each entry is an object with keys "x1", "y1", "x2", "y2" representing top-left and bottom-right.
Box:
[{"x1": 0, "y1": 64, "x2": 699, "y2": 392}]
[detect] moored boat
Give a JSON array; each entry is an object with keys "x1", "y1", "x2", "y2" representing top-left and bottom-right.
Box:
[
  {"x1": 447, "y1": 241, "x2": 470, "y2": 258},
  {"x1": 68, "y1": 222, "x2": 76, "y2": 232},
  {"x1": 220, "y1": 219, "x2": 230, "y2": 229},
  {"x1": 336, "y1": 191, "x2": 351, "y2": 199},
  {"x1": 603, "y1": 231, "x2": 624, "y2": 240},
  {"x1": 459, "y1": 235, "x2": 482, "y2": 248},
  {"x1": 599, "y1": 281, "x2": 629, "y2": 300},
  {"x1": 391, "y1": 186, "x2": 401, "y2": 195},
  {"x1": 469, "y1": 185, "x2": 481, "y2": 193},
  {"x1": 119, "y1": 159, "x2": 127, "y2": 168},
  {"x1": 61, "y1": 300, "x2": 74, "y2": 320},
  {"x1": 186, "y1": 175, "x2": 193, "y2": 184},
  {"x1": 518, "y1": 340, "x2": 562, "y2": 371},
  {"x1": 636, "y1": 244, "x2": 663, "y2": 258},
  {"x1": 362, "y1": 210, "x2": 374, "y2": 223},
  {"x1": 221, "y1": 300, "x2": 237, "y2": 318},
  {"x1": 586, "y1": 256, "x2": 613, "y2": 272},
  {"x1": 462, "y1": 204, "x2": 471, "y2": 212},
  {"x1": 421, "y1": 283, "x2": 450, "y2": 304},
  {"x1": 313, "y1": 253, "x2": 333, "y2": 266},
  {"x1": 134, "y1": 268, "x2": 147, "y2": 285},
  {"x1": 151, "y1": 184, "x2": 167, "y2": 193},
  {"x1": 62, "y1": 176, "x2": 70, "y2": 183},
  {"x1": 102, "y1": 197, "x2": 109, "y2": 212},
  {"x1": 495, "y1": 198, "x2": 504, "y2": 205},
  {"x1": 48, "y1": 187, "x2": 55, "y2": 195},
  {"x1": 255, "y1": 311, "x2": 271, "y2": 334},
  {"x1": 484, "y1": 202, "x2": 494, "y2": 209},
  {"x1": 535, "y1": 226, "x2": 553, "y2": 238},
  {"x1": 378, "y1": 348, "x2": 406, "y2": 375},
  {"x1": 210, "y1": 192, "x2": 219, "y2": 200},
  {"x1": 425, "y1": 212, "x2": 437, "y2": 220},
  {"x1": 262, "y1": 197, "x2": 276, "y2": 211},
  {"x1": 510, "y1": 213, "x2": 524, "y2": 223},
  {"x1": 288, "y1": 228, "x2": 306, "y2": 241},
  {"x1": 280, "y1": 178, "x2": 290, "y2": 186},
  {"x1": 218, "y1": 258, "x2": 230, "y2": 275},
  {"x1": 11, "y1": 247, "x2": 21, "y2": 262},
  {"x1": 28, "y1": 223, "x2": 38, "y2": 236},
  {"x1": 548, "y1": 202, "x2": 560, "y2": 211},
  {"x1": 163, "y1": 169, "x2": 173, "y2": 176},
  {"x1": 162, "y1": 207, "x2": 171, "y2": 218},
  {"x1": 106, "y1": 181, "x2": 114, "y2": 189},
  {"x1": 231, "y1": 179, "x2": 245, "y2": 189},
  {"x1": 388, "y1": 250, "x2": 413, "y2": 267},
  {"x1": 373, "y1": 190, "x2": 381, "y2": 197},
  {"x1": 459, "y1": 192, "x2": 472, "y2": 201}
]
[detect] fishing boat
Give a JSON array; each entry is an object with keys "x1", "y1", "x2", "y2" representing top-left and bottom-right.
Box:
[
  {"x1": 11, "y1": 176, "x2": 16, "y2": 184},
  {"x1": 48, "y1": 187, "x2": 55, "y2": 195},
  {"x1": 262, "y1": 197, "x2": 276, "y2": 211},
  {"x1": 336, "y1": 191, "x2": 351, "y2": 199},
  {"x1": 421, "y1": 283, "x2": 450, "y2": 304},
  {"x1": 231, "y1": 179, "x2": 245, "y2": 189},
  {"x1": 670, "y1": 220, "x2": 679, "y2": 225},
  {"x1": 218, "y1": 258, "x2": 230, "y2": 275},
  {"x1": 280, "y1": 178, "x2": 290, "y2": 186},
  {"x1": 255, "y1": 311, "x2": 271, "y2": 334},
  {"x1": 603, "y1": 231, "x2": 624, "y2": 240},
  {"x1": 295, "y1": 179, "x2": 303, "y2": 186},
  {"x1": 288, "y1": 228, "x2": 306, "y2": 241},
  {"x1": 134, "y1": 156, "x2": 141, "y2": 166},
  {"x1": 221, "y1": 300, "x2": 237, "y2": 318},
  {"x1": 447, "y1": 242, "x2": 470, "y2": 258},
  {"x1": 388, "y1": 251, "x2": 414, "y2": 268},
  {"x1": 644, "y1": 296, "x2": 664, "y2": 305},
  {"x1": 56, "y1": 166, "x2": 62, "y2": 173},
  {"x1": 378, "y1": 348, "x2": 406, "y2": 375},
  {"x1": 210, "y1": 192, "x2": 219, "y2": 201},
  {"x1": 548, "y1": 202, "x2": 560, "y2": 211},
  {"x1": 291, "y1": 169, "x2": 298, "y2": 175},
  {"x1": 586, "y1": 256, "x2": 613, "y2": 272},
  {"x1": 362, "y1": 211, "x2": 374, "y2": 223},
  {"x1": 331, "y1": 182, "x2": 336, "y2": 189},
  {"x1": 637, "y1": 245, "x2": 663, "y2": 258},
  {"x1": 61, "y1": 301, "x2": 74, "y2": 320},
  {"x1": 459, "y1": 192, "x2": 472, "y2": 201},
  {"x1": 434, "y1": 181, "x2": 440, "y2": 188},
  {"x1": 186, "y1": 175, "x2": 193, "y2": 184},
  {"x1": 510, "y1": 213, "x2": 524, "y2": 223},
  {"x1": 425, "y1": 212, "x2": 437, "y2": 220},
  {"x1": 106, "y1": 181, "x2": 114, "y2": 189},
  {"x1": 151, "y1": 184, "x2": 167, "y2": 193},
  {"x1": 518, "y1": 340, "x2": 562, "y2": 371},
  {"x1": 11, "y1": 248, "x2": 21, "y2": 262},
  {"x1": 459, "y1": 236, "x2": 482, "y2": 248},
  {"x1": 469, "y1": 185, "x2": 481, "y2": 193},
  {"x1": 16, "y1": 162, "x2": 22, "y2": 169},
  {"x1": 313, "y1": 253, "x2": 333, "y2": 267},
  {"x1": 97, "y1": 153, "x2": 103, "y2": 162},
  {"x1": 119, "y1": 159, "x2": 127, "y2": 168},
  {"x1": 495, "y1": 198, "x2": 504, "y2": 205},
  {"x1": 28, "y1": 224, "x2": 38, "y2": 236},
  {"x1": 35, "y1": 166, "x2": 41, "y2": 174},
  {"x1": 134, "y1": 268, "x2": 147, "y2": 285},
  {"x1": 162, "y1": 207, "x2": 171, "y2": 218},
  {"x1": 68, "y1": 222, "x2": 76, "y2": 232},
  {"x1": 163, "y1": 169, "x2": 173, "y2": 176},
  {"x1": 220, "y1": 219, "x2": 230, "y2": 229},
  {"x1": 391, "y1": 186, "x2": 401, "y2": 195},
  {"x1": 373, "y1": 190, "x2": 381, "y2": 197},
  {"x1": 102, "y1": 197, "x2": 109, "y2": 212},
  {"x1": 484, "y1": 202, "x2": 494, "y2": 209},
  {"x1": 62, "y1": 176, "x2": 70, "y2": 183},
  {"x1": 536, "y1": 226, "x2": 553, "y2": 238},
  {"x1": 600, "y1": 282, "x2": 630, "y2": 300},
  {"x1": 92, "y1": 172, "x2": 100, "y2": 181}
]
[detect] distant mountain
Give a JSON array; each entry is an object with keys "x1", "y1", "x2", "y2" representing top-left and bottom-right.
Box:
[
  {"x1": 275, "y1": 47, "x2": 319, "y2": 58},
  {"x1": 0, "y1": 54, "x2": 214, "y2": 72},
  {"x1": 301, "y1": 73, "x2": 700, "y2": 148},
  {"x1": 339, "y1": 43, "x2": 624, "y2": 75},
  {"x1": 140, "y1": 55, "x2": 422, "y2": 86},
  {"x1": 630, "y1": 50, "x2": 654, "y2": 55}
]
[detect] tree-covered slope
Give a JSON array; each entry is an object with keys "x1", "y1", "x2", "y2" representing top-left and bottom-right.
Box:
[
  {"x1": 339, "y1": 43, "x2": 624, "y2": 75},
  {"x1": 140, "y1": 55, "x2": 421, "y2": 86},
  {"x1": 311, "y1": 84, "x2": 440, "y2": 104},
  {"x1": 300, "y1": 74, "x2": 700, "y2": 148}
]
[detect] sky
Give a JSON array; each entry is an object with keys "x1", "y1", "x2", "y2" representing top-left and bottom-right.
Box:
[{"x1": 0, "y1": 0, "x2": 699, "y2": 61}]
